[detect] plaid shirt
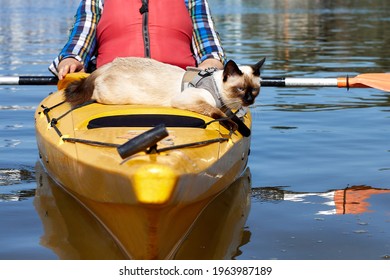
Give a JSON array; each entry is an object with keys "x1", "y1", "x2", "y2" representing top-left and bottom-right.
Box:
[{"x1": 49, "y1": 0, "x2": 226, "y2": 74}]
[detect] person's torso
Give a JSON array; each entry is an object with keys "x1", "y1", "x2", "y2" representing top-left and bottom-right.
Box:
[{"x1": 96, "y1": 0, "x2": 196, "y2": 69}]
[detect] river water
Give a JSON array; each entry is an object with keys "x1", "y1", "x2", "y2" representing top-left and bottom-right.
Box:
[{"x1": 0, "y1": 0, "x2": 389, "y2": 260}]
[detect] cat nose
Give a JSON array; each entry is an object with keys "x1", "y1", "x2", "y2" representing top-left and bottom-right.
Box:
[{"x1": 244, "y1": 92, "x2": 254, "y2": 104}]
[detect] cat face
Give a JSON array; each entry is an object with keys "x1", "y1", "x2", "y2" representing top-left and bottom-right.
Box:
[{"x1": 221, "y1": 58, "x2": 265, "y2": 109}]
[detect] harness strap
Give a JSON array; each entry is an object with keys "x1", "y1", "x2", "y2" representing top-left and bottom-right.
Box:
[
  {"x1": 181, "y1": 67, "x2": 223, "y2": 108},
  {"x1": 180, "y1": 67, "x2": 251, "y2": 137},
  {"x1": 181, "y1": 67, "x2": 201, "y2": 91}
]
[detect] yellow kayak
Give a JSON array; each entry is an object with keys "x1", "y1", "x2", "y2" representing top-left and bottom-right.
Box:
[
  {"x1": 35, "y1": 73, "x2": 252, "y2": 207},
  {"x1": 34, "y1": 73, "x2": 252, "y2": 258}
]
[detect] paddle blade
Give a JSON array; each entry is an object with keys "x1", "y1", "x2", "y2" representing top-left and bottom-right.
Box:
[{"x1": 338, "y1": 73, "x2": 390, "y2": 92}]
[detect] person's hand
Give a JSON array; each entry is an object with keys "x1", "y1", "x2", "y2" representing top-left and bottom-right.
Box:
[
  {"x1": 57, "y1": 58, "x2": 84, "y2": 80},
  {"x1": 198, "y1": 58, "x2": 224, "y2": 70}
]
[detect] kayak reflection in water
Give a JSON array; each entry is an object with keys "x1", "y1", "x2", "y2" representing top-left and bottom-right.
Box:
[
  {"x1": 251, "y1": 185, "x2": 390, "y2": 215},
  {"x1": 34, "y1": 162, "x2": 252, "y2": 260}
]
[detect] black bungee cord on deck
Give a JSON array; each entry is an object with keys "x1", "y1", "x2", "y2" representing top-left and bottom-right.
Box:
[{"x1": 38, "y1": 99, "x2": 237, "y2": 157}]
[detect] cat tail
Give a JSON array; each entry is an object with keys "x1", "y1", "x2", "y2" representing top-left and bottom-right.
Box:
[{"x1": 63, "y1": 76, "x2": 96, "y2": 107}]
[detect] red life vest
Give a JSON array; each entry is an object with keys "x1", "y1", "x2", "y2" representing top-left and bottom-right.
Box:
[{"x1": 96, "y1": 0, "x2": 196, "y2": 69}]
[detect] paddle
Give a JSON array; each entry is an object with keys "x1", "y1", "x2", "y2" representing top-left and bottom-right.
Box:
[
  {"x1": 1, "y1": 73, "x2": 389, "y2": 91},
  {"x1": 0, "y1": 76, "x2": 58, "y2": 85},
  {"x1": 260, "y1": 73, "x2": 390, "y2": 92}
]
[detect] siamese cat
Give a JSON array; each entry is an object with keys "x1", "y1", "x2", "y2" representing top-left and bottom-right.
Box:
[{"x1": 64, "y1": 57, "x2": 265, "y2": 124}]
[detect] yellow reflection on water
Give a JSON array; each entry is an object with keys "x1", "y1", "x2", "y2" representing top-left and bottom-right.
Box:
[{"x1": 34, "y1": 163, "x2": 251, "y2": 260}]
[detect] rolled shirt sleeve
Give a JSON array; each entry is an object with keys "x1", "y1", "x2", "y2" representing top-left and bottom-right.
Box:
[
  {"x1": 188, "y1": 0, "x2": 226, "y2": 65},
  {"x1": 49, "y1": 0, "x2": 102, "y2": 75}
]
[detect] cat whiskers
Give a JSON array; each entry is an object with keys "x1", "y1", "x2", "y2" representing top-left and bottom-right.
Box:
[{"x1": 220, "y1": 99, "x2": 243, "y2": 112}]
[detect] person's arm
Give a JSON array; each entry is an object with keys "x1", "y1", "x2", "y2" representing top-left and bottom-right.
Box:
[
  {"x1": 198, "y1": 58, "x2": 223, "y2": 69},
  {"x1": 49, "y1": 0, "x2": 102, "y2": 77},
  {"x1": 188, "y1": 0, "x2": 226, "y2": 69}
]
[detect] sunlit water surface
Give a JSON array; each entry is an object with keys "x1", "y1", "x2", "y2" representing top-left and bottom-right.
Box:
[{"x1": 0, "y1": 0, "x2": 389, "y2": 260}]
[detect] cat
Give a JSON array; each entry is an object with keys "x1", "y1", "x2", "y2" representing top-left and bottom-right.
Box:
[{"x1": 64, "y1": 57, "x2": 265, "y2": 124}]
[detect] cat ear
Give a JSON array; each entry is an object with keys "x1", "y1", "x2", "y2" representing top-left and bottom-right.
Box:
[
  {"x1": 223, "y1": 60, "x2": 243, "y2": 82},
  {"x1": 251, "y1": 57, "x2": 266, "y2": 76}
]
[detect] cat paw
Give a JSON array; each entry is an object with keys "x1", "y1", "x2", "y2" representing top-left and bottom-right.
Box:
[{"x1": 221, "y1": 118, "x2": 238, "y2": 132}]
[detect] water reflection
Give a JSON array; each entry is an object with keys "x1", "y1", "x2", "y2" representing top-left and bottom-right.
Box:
[
  {"x1": 33, "y1": 163, "x2": 126, "y2": 260},
  {"x1": 0, "y1": 1, "x2": 78, "y2": 74},
  {"x1": 0, "y1": 188, "x2": 35, "y2": 202},
  {"x1": 0, "y1": 167, "x2": 35, "y2": 186},
  {"x1": 1, "y1": 0, "x2": 390, "y2": 260},
  {"x1": 214, "y1": 0, "x2": 390, "y2": 73},
  {"x1": 0, "y1": 167, "x2": 36, "y2": 202},
  {"x1": 252, "y1": 185, "x2": 390, "y2": 215},
  {"x1": 264, "y1": 92, "x2": 390, "y2": 112},
  {"x1": 33, "y1": 163, "x2": 251, "y2": 260}
]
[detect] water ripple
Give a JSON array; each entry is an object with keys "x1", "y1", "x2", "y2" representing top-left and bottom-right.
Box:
[
  {"x1": 0, "y1": 105, "x2": 36, "y2": 110},
  {"x1": 0, "y1": 167, "x2": 35, "y2": 187}
]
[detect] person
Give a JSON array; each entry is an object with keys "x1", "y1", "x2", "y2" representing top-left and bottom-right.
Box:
[{"x1": 49, "y1": 0, "x2": 226, "y2": 80}]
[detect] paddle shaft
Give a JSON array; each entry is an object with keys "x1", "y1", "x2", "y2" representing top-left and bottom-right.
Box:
[
  {"x1": 0, "y1": 75, "x2": 340, "y2": 87},
  {"x1": 0, "y1": 75, "x2": 379, "y2": 90},
  {"x1": 261, "y1": 77, "x2": 340, "y2": 87},
  {"x1": 0, "y1": 76, "x2": 58, "y2": 85},
  {"x1": 0, "y1": 76, "x2": 353, "y2": 87}
]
